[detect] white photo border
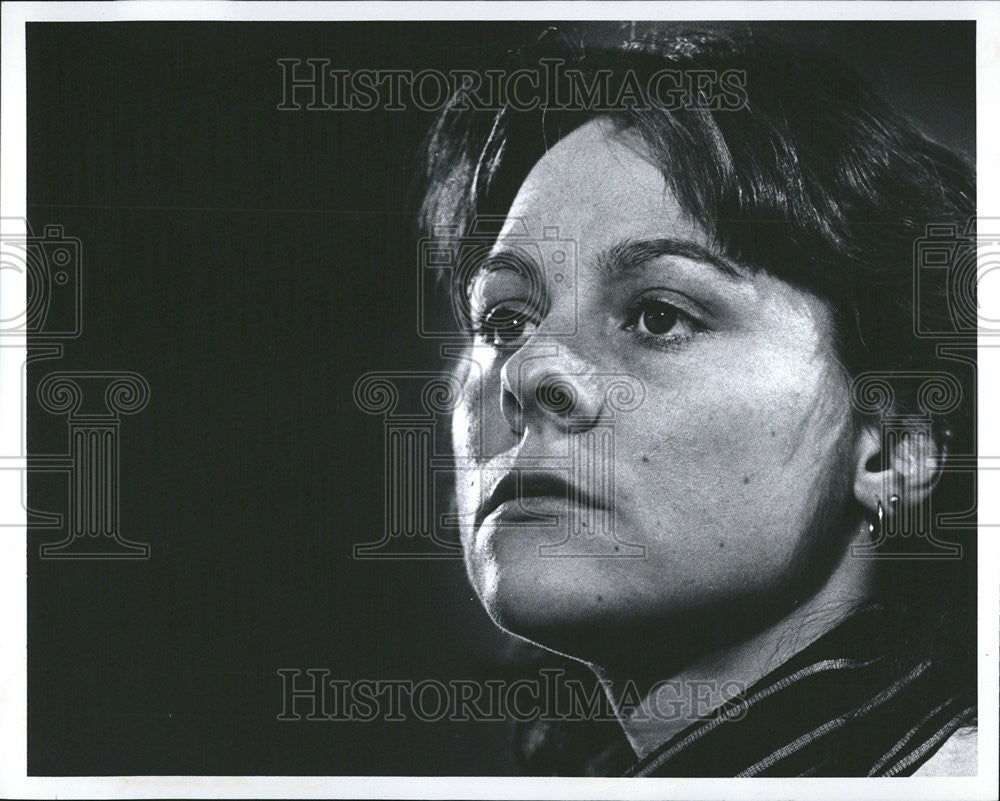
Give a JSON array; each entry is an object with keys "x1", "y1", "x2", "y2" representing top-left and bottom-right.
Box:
[{"x1": 1, "y1": 2, "x2": 997, "y2": 799}]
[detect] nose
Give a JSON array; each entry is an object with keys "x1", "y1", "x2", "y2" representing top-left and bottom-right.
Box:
[{"x1": 499, "y1": 345, "x2": 605, "y2": 435}]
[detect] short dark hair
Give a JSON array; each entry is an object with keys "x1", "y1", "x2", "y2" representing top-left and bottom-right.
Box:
[{"x1": 418, "y1": 23, "x2": 976, "y2": 747}]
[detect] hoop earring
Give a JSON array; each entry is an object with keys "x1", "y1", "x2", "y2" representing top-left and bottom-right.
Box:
[
  {"x1": 868, "y1": 498, "x2": 885, "y2": 542},
  {"x1": 869, "y1": 494, "x2": 900, "y2": 542}
]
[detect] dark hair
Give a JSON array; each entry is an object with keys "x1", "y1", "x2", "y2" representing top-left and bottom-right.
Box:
[{"x1": 418, "y1": 24, "x2": 976, "y2": 772}]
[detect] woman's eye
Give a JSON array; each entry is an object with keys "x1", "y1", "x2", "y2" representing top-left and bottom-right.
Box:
[
  {"x1": 474, "y1": 304, "x2": 537, "y2": 348},
  {"x1": 627, "y1": 299, "x2": 685, "y2": 337}
]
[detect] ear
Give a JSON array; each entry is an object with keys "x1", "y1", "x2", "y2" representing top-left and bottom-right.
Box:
[{"x1": 852, "y1": 420, "x2": 945, "y2": 517}]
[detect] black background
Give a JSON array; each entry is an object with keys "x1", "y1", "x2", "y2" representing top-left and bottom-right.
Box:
[{"x1": 26, "y1": 21, "x2": 975, "y2": 775}]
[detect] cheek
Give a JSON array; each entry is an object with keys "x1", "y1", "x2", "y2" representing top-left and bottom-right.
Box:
[
  {"x1": 449, "y1": 343, "x2": 503, "y2": 461},
  {"x1": 450, "y1": 345, "x2": 491, "y2": 460},
  {"x1": 450, "y1": 387, "x2": 478, "y2": 462},
  {"x1": 451, "y1": 366, "x2": 509, "y2": 544},
  {"x1": 622, "y1": 351, "x2": 854, "y2": 561},
  {"x1": 451, "y1": 382, "x2": 484, "y2": 517}
]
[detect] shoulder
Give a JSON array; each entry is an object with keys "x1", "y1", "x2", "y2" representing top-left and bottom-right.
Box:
[{"x1": 911, "y1": 725, "x2": 977, "y2": 777}]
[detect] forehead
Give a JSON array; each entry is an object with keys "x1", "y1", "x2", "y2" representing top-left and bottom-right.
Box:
[{"x1": 495, "y1": 118, "x2": 712, "y2": 256}]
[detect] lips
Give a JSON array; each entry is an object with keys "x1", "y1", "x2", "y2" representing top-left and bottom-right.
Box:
[{"x1": 476, "y1": 472, "x2": 609, "y2": 529}]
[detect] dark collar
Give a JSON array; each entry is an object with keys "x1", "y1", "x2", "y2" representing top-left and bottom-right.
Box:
[{"x1": 624, "y1": 604, "x2": 974, "y2": 777}]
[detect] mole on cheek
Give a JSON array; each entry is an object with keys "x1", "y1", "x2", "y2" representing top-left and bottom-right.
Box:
[
  {"x1": 742, "y1": 475, "x2": 751, "y2": 484},
  {"x1": 641, "y1": 455, "x2": 650, "y2": 463}
]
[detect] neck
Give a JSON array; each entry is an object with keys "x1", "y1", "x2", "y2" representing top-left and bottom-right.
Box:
[{"x1": 591, "y1": 530, "x2": 877, "y2": 759}]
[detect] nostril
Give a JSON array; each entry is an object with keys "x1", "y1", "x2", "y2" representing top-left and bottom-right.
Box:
[{"x1": 536, "y1": 378, "x2": 577, "y2": 415}]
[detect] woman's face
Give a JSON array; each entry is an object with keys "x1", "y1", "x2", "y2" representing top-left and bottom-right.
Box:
[{"x1": 452, "y1": 119, "x2": 860, "y2": 658}]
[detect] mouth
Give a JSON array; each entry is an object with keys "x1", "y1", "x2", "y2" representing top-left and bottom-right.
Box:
[{"x1": 475, "y1": 472, "x2": 609, "y2": 530}]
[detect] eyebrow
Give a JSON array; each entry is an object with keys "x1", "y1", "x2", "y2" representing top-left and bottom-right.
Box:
[
  {"x1": 462, "y1": 235, "x2": 745, "y2": 304},
  {"x1": 596, "y1": 237, "x2": 747, "y2": 281}
]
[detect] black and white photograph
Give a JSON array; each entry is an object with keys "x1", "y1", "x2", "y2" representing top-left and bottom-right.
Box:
[{"x1": 1, "y1": 2, "x2": 997, "y2": 798}]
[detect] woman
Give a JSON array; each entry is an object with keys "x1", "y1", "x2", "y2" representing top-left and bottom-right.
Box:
[{"x1": 419, "y1": 26, "x2": 977, "y2": 776}]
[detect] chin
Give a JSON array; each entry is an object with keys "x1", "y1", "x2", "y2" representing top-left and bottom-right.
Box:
[{"x1": 466, "y1": 545, "x2": 634, "y2": 660}]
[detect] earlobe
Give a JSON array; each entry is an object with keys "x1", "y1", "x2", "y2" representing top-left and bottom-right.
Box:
[{"x1": 852, "y1": 421, "x2": 944, "y2": 516}]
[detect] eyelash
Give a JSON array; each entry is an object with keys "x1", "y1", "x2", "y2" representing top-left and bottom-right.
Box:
[
  {"x1": 469, "y1": 303, "x2": 539, "y2": 349},
  {"x1": 622, "y1": 298, "x2": 703, "y2": 350},
  {"x1": 470, "y1": 297, "x2": 703, "y2": 351}
]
